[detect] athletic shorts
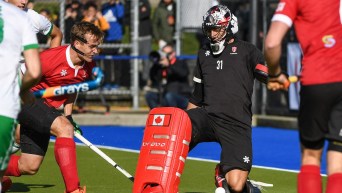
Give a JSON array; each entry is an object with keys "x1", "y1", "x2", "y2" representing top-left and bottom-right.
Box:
[
  {"x1": 18, "y1": 99, "x2": 61, "y2": 156},
  {"x1": 187, "y1": 107, "x2": 252, "y2": 173},
  {"x1": 0, "y1": 115, "x2": 16, "y2": 170},
  {"x1": 299, "y1": 82, "x2": 342, "y2": 151}
]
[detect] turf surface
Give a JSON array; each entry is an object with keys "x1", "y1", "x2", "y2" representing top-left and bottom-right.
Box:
[
  {"x1": 5, "y1": 125, "x2": 329, "y2": 193},
  {"x1": 5, "y1": 142, "x2": 326, "y2": 193}
]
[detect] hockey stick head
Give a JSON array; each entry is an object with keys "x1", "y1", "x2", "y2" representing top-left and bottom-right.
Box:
[{"x1": 33, "y1": 67, "x2": 104, "y2": 98}]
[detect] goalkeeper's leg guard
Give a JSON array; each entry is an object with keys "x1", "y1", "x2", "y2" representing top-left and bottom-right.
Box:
[{"x1": 133, "y1": 107, "x2": 192, "y2": 193}]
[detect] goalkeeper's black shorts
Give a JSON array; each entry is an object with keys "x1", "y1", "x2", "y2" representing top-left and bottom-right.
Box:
[
  {"x1": 187, "y1": 107, "x2": 252, "y2": 174},
  {"x1": 18, "y1": 99, "x2": 61, "y2": 156}
]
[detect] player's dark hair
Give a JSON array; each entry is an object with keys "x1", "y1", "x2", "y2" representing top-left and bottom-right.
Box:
[{"x1": 70, "y1": 21, "x2": 104, "y2": 44}]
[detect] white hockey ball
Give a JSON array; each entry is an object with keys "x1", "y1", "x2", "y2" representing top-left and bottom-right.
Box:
[{"x1": 215, "y1": 187, "x2": 226, "y2": 193}]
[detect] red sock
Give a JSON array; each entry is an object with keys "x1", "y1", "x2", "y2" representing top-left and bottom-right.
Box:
[
  {"x1": 326, "y1": 173, "x2": 342, "y2": 193},
  {"x1": 298, "y1": 165, "x2": 322, "y2": 193},
  {"x1": 54, "y1": 137, "x2": 80, "y2": 193},
  {"x1": 4, "y1": 155, "x2": 21, "y2": 176}
]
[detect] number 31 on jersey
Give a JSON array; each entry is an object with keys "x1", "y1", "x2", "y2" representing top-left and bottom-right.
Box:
[{"x1": 216, "y1": 60, "x2": 223, "y2": 70}]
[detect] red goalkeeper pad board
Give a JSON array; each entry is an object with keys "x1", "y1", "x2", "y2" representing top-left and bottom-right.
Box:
[{"x1": 133, "y1": 107, "x2": 192, "y2": 193}]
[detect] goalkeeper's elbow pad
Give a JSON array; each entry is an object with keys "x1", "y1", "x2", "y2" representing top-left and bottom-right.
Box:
[{"x1": 254, "y1": 63, "x2": 269, "y2": 84}]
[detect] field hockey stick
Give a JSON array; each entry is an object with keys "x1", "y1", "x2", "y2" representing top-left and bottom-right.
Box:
[
  {"x1": 74, "y1": 131, "x2": 135, "y2": 182},
  {"x1": 31, "y1": 67, "x2": 134, "y2": 180},
  {"x1": 33, "y1": 67, "x2": 104, "y2": 98}
]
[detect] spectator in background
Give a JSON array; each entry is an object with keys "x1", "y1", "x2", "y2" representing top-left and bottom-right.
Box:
[
  {"x1": 101, "y1": 0, "x2": 125, "y2": 89},
  {"x1": 26, "y1": 0, "x2": 34, "y2": 9},
  {"x1": 70, "y1": 0, "x2": 84, "y2": 21},
  {"x1": 55, "y1": 1, "x2": 83, "y2": 44},
  {"x1": 82, "y1": 1, "x2": 110, "y2": 32},
  {"x1": 56, "y1": 1, "x2": 83, "y2": 43},
  {"x1": 139, "y1": 0, "x2": 153, "y2": 88},
  {"x1": 102, "y1": 0, "x2": 124, "y2": 44},
  {"x1": 39, "y1": 8, "x2": 52, "y2": 20},
  {"x1": 145, "y1": 44, "x2": 191, "y2": 110},
  {"x1": 63, "y1": 4, "x2": 82, "y2": 44},
  {"x1": 152, "y1": 0, "x2": 176, "y2": 49}
]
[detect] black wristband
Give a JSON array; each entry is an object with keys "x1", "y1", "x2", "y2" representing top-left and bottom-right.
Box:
[
  {"x1": 66, "y1": 115, "x2": 73, "y2": 122},
  {"x1": 66, "y1": 115, "x2": 78, "y2": 128}
]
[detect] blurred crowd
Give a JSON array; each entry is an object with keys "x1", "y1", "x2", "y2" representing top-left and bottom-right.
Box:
[
  {"x1": 32, "y1": 0, "x2": 181, "y2": 110},
  {"x1": 31, "y1": 0, "x2": 270, "y2": 111}
]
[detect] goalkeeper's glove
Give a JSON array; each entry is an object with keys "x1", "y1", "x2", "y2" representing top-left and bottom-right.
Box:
[{"x1": 66, "y1": 115, "x2": 83, "y2": 135}]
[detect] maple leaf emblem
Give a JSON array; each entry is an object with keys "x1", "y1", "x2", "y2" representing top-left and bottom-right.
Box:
[{"x1": 155, "y1": 116, "x2": 162, "y2": 124}]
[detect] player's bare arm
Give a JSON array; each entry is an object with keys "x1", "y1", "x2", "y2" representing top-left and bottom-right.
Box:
[
  {"x1": 20, "y1": 48, "x2": 41, "y2": 104},
  {"x1": 49, "y1": 24, "x2": 63, "y2": 48},
  {"x1": 264, "y1": 21, "x2": 289, "y2": 74},
  {"x1": 264, "y1": 21, "x2": 290, "y2": 91},
  {"x1": 64, "y1": 93, "x2": 77, "y2": 116}
]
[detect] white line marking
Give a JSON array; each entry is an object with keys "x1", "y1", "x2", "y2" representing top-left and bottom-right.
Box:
[{"x1": 50, "y1": 140, "x2": 327, "y2": 176}]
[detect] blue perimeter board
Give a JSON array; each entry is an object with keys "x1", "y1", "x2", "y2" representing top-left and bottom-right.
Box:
[{"x1": 67, "y1": 125, "x2": 328, "y2": 174}]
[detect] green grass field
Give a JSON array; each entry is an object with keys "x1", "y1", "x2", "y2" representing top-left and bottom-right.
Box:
[{"x1": 5, "y1": 142, "x2": 325, "y2": 193}]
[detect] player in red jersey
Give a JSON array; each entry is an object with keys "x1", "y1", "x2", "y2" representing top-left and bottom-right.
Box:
[
  {"x1": 3, "y1": 22, "x2": 103, "y2": 193},
  {"x1": 264, "y1": 1, "x2": 342, "y2": 193}
]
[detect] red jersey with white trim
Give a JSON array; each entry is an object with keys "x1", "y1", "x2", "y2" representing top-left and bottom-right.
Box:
[
  {"x1": 31, "y1": 45, "x2": 95, "y2": 108},
  {"x1": 272, "y1": 0, "x2": 342, "y2": 85}
]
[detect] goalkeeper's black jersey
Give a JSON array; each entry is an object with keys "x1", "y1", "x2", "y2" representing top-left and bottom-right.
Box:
[{"x1": 189, "y1": 39, "x2": 265, "y2": 127}]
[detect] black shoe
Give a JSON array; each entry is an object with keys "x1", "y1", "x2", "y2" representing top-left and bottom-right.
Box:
[
  {"x1": 245, "y1": 179, "x2": 274, "y2": 193},
  {"x1": 244, "y1": 180, "x2": 262, "y2": 193}
]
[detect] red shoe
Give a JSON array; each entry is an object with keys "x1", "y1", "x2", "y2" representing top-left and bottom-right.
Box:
[
  {"x1": 214, "y1": 164, "x2": 230, "y2": 192},
  {"x1": 64, "y1": 186, "x2": 86, "y2": 193},
  {"x1": 1, "y1": 176, "x2": 12, "y2": 193}
]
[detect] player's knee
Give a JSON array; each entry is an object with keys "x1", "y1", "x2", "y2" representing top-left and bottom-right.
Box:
[
  {"x1": 227, "y1": 179, "x2": 245, "y2": 192},
  {"x1": 302, "y1": 148, "x2": 322, "y2": 165},
  {"x1": 20, "y1": 163, "x2": 40, "y2": 175},
  {"x1": 24, "y1": 167, "x2": 39, "y2": 175},
  {"x1": 226, "y1": 170, "x2": 249, "y2": 193},
  {"x1": 51, "y1": 116, "x2": 74, "y2": 137}
]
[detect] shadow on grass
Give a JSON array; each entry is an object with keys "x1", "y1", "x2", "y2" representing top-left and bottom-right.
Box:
[{"x1": 8, "y1": 183, "x2": 54, "y2": 192}]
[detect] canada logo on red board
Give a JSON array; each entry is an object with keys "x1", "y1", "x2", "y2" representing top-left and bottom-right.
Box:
[{"x1": 148, "y1": 114, "x2": 171, "y2": 126}]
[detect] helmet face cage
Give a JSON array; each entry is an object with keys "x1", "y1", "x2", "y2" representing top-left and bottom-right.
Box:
[{"x1": 202, "y1": 5, "x2": 232, "y2": 43}]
